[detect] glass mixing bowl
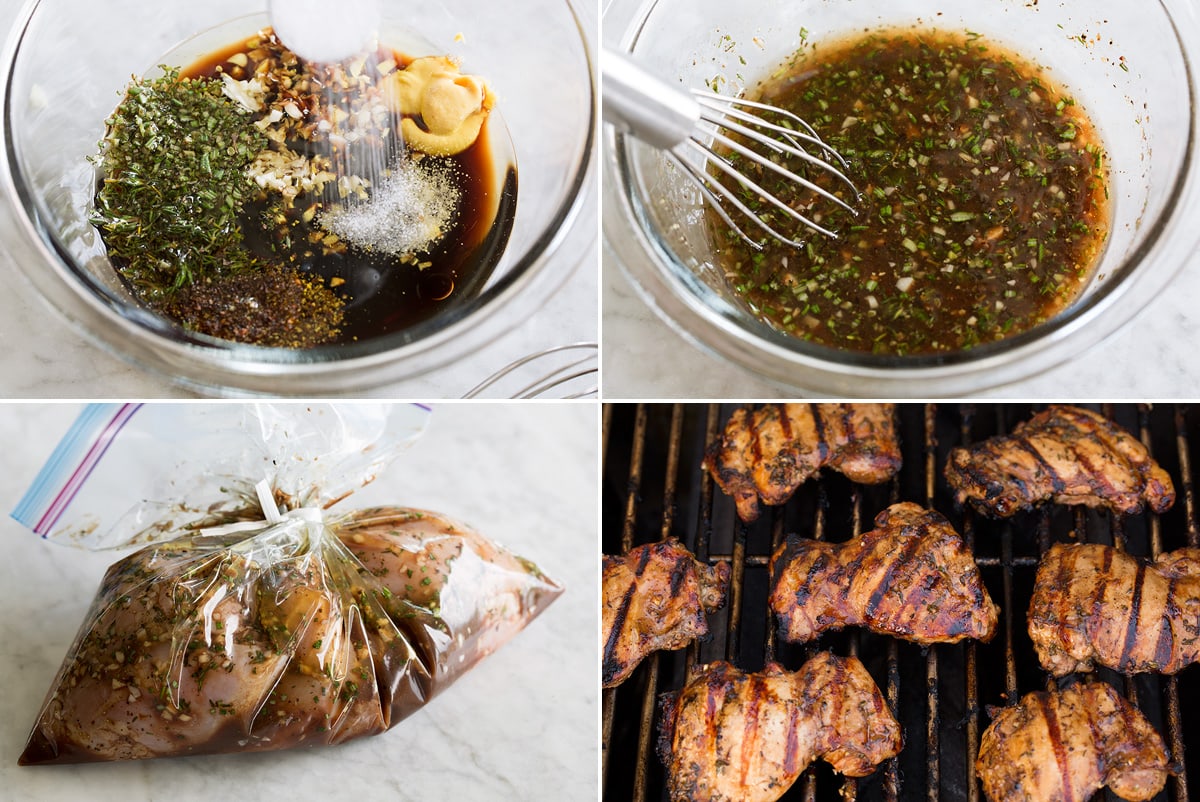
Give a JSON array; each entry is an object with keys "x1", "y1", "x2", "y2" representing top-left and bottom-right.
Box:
[
  {"x1": 1, "y1": 0, "x2": 594, "y2": 395},
  {"x1": 604, "y1": 0, "x2": 1200, "y2": 396}
]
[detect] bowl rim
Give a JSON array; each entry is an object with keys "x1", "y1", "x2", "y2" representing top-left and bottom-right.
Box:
[
  {"x1": 0, "y1": 0, "x2": 597, "y2": 393},
  {"x1": 603, "y1": 0, "x2": 1200, "y2": 395}
]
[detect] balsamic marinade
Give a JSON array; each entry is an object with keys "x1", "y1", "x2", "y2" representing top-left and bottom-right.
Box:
[
  {"x1": 710, "y1": 29, "x2": 1110, "y2": 355},
  {"x1": 94, "y1": 29, "x2": 515, "y2": 348}
]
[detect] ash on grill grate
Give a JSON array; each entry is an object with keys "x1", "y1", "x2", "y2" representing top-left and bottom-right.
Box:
[{"x1": 602, "y1": 403, "x2": 1199, "y2": 802}]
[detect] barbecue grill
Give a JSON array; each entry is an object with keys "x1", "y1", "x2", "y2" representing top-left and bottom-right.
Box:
[{"x1": 602, "y1": 403, "x2": 1199, "y2": 802}]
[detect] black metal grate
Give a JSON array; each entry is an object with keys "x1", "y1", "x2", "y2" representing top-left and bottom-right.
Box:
[{"x1": 602, "y1": 403, "x2": 1198, "y2": 802}]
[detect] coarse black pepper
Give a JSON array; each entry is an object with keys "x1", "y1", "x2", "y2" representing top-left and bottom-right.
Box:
[{"x1": 155, "y1": 265, "x2": 344, "y2": 347}]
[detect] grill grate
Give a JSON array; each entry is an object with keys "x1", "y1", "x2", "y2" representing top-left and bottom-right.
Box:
[{"x1": 602, "y1": 403, "x2": 1199, "y2": 802}]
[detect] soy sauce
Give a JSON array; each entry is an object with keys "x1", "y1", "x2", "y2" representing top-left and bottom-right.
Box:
[{"x1": 183, "y1": 38, "x2": 517, "y2": 345}]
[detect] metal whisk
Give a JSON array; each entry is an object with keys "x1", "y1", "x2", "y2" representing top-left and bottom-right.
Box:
[
  {"x1": 463, "y1": 343, "x2": 598, "y2": 399},
  {"x1": 603, "y1": 49, "x2": 860, "y2": 249}
]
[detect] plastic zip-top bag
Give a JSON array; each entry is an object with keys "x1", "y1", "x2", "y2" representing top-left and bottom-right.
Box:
[{"x1": 12, "y1": 404, "x2": 562, "y2": 764}]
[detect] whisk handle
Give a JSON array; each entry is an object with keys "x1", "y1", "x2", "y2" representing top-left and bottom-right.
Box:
[{"x1": 602, "y1": 49, "x2": 701, "y2": 151}]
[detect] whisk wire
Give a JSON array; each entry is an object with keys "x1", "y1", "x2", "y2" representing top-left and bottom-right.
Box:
[
  {"x1": 603, "y1": 52, "x2": 862, "y2": 249},
  {"x1": 694, "y1": 90, "x2": 850, "y2": 169},
  {"x1": 516, "y1": 360, "x2": 599, "y2": 400},
  {"x1": 674, "y1": 152, "x2": 807, "y2": 248},
  {"x1": 463, "y1": 343, "x2": 598, "y2": 399},
  {"x1": 700, "y1": 106, "x2": 860, "y2": 201},
  {"x1": 668, "y1": 152, "x2": 778, "y2": 249},
  {"x1": 705, "y1": 123, "x2": 854, "y2": 214},
  {"x1": 687, "y1": 138, "x2": 839, "y2": 241}
]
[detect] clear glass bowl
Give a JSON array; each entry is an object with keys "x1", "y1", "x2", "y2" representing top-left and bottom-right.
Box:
[
  {"x1": 604, "y1": 0, "x2": 1200, "y2": 396},
  {"x1": 1, "y1": 0, "x2": 594, "y2": 395}
]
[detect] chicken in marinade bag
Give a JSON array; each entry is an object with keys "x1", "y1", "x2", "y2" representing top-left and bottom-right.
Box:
[{"x1": 13, "y1": 404, "x2": 562, "y2": 764}]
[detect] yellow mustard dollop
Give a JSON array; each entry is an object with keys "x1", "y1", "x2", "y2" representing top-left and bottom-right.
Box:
[{"x1": 386, "y1": 56, "x2": 495, "y2": 156}]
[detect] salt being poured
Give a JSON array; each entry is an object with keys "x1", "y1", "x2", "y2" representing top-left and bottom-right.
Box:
[
  {"x1": 268, "y1": 0, "x2": 380, "y2": 64},
  {"x1": 320, "y1": 159, "x2": 461, "y2": 260}
]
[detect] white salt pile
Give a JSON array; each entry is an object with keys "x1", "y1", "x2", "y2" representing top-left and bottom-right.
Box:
[{"x1": 320, "y1": 159, "x2": 460, "y2": 259}]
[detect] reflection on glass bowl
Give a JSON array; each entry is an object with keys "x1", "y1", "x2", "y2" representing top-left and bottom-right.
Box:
[
  {"x1": 604, "y1": 0, "x2": 1200, "y2": 396},
  {"x1": 1, "y1": 0, "x2": 594, "y2": 395}
]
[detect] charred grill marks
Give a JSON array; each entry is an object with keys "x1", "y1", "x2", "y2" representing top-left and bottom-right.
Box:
[
  {"x1": 782, "y1": 704, "x2": 801, "y2": 777},
  {"x1": 1120, "y1": 562, "x2": 1148, "y2": 670},
  {"x1": 659, "y1": 654, "x2": 901, "y2": 802},
  {"x1": 739, "y1": 674, "x2": 763, "y2": 789},
  {"x1": 1037, "y1": 692, "x2": 1076, "y2": 802},
  {"x1": 601, "y1": 548, "x2": 652, "y2": 683},
  {"x1": 777, "y1": 403, "x2": 794, "y2": 444},
  {"x1": 863, "y1": 524, "x2": 926, "y2": 620},
  {"x1": 809, "y1": 403, "x2": 829, "y2": 463},
  {"x1": 1014, "y1": 438, "x2": 1065, "y2": 493},
  {"x1": 945, "y1": 405, "x2": 1175, "y2": 518},
  {"x1": 601, "y1": 540, "x2": 731, "y2": 688},
  {"x1": 750, "y1": 408, "x2": 766, "y2": 467},
  {"x1": 668, "y1": 556, "x2": 690, "y2": 599},
  {"x1": 1029, "y1": 542, "x2": 1200, "y2": 676},
  {"x1": 703, "y1": 404, "x2": 901, "y2": 522},
  {"x1": 1155, "y1": 577, "x2": 1178, "y2": 669},
  {"x1": 978, "y1": 683, "x2": 1169, "y2": 802},
  {"x1": 770, "y1": 502, "x2": 998, "y2": 646}
]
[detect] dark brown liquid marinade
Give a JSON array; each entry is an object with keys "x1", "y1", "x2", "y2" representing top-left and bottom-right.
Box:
[
  {"x1": 183, "y1": 42, "x2": 516, "y2": 345},
  {"x1": 711, "y1": 29, "x2": 1110, "y2": 355}
]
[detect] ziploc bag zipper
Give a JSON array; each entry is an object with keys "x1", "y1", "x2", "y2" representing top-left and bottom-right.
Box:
[
  {"x1": 13, "y1": 403, "x2": 143, "y2": 536},
  {"x1": 12, "y1": 403, "x2": 431, "y2": 545}
]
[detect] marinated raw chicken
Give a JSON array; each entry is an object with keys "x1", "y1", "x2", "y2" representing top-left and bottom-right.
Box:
[
  {"x1": 603, "y1": 539, "x2": 730, "y2": 688},
  {"x1": 944, "y1": 405, "x2": 1175, "y2": 518},
  {"x1": 1029, "y1": 542, "x2": 1200, "y2": 676},
  {"x1": 977, "y1": 682, "x2": 1169, "y2": 802},
  {"x1": 340, "y1": 507, "x2": 563, "y2": 692},
  {"x1": 703, "y1": 404, "x2": 901, "y2": 523},
  {"x1": 20, "y1": 507, "x2": 561, "y2": 764},
  {"x1": 770, "y1": 502, "x2": 998, "y2": 646},
  {"x1": 658, "y1": 653, "x2": 902, "y2": 802}
]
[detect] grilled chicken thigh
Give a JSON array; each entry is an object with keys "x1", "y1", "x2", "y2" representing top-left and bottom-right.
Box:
[
  {"x1": 658, "y1": 653, "x2": 902, "y2": 802},
  {"x1": 770, "y1": 502, "x2": 998, "y2": 646},
  {"x1": 603, "y1": 539, "x2": 731, "y2": 688},
  {"x1": 703, "y1": 404, "x2": 901, "y2": 522},
  {"x1": 945, "y1": 405, "x2": 1175, "y2": 518},
  {"x1": 977, "y1": 682, "x2": 1169, "y2": 802},
  {"x1": 1029, "y1": 542, "x2": 1200, "y2": 676}
]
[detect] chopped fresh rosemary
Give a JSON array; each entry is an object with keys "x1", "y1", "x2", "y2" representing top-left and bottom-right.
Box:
[{"x1": 93, "y1": 67, "x2": 267, "y2": 298}]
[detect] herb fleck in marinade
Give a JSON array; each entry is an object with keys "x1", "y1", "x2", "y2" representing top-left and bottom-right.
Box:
[{"x1": 711, "y1": 29, "x2": 1110, "y2": 355}]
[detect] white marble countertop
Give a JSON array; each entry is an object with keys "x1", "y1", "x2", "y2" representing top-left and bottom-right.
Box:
[
  {"x1": 0, "y1": 2, "x2": 597, "y2": 400},
  {"x1": 0, "y1": 403, "x2": 598, "y2": 801}
]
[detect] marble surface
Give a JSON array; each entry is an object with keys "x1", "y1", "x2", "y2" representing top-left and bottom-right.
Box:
[
  {"x1": 0, "y1": 403, "x2": 598, "y2": 801},
  {"x1": 0, "y1": 2, "x2": 598, "y2": 400}
]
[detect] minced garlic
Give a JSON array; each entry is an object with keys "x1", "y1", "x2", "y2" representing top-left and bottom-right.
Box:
[{"x1": 247, "y1": 147, "x2": 340, "y2": 205}]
